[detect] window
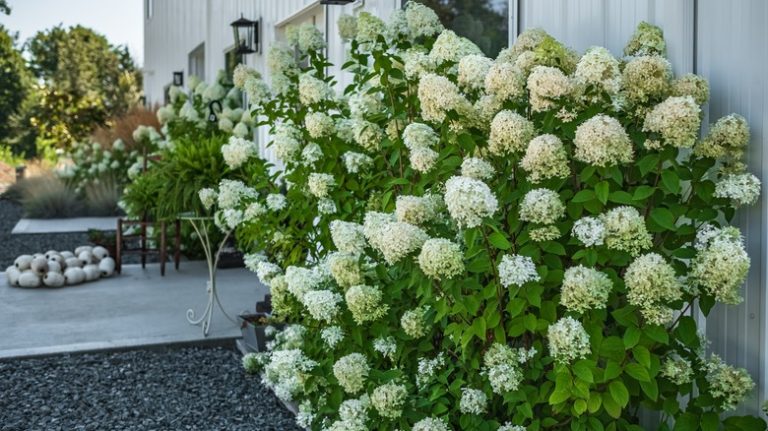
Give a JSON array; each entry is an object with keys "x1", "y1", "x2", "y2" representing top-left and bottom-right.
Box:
[
  {"x1": 224, "y1": 48, "x2": 243, "y2": 82},
  {"x1": 188, "y1": 43, "x2": 205, "y2": 82},
  {"x1": 145, "y1": 0, "x2": 154, "y2": 20},
  {"x1": 415, "y1": 0, "x2": 509, "y2": 58}
]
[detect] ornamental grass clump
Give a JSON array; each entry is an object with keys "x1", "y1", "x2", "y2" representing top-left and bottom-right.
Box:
[{"x1": 212, "y1": 7, "x2": 764, "y2": 430}]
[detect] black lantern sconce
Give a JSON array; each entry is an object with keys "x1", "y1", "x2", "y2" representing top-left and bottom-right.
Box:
[
  {"x1": 172, "y1": 71, "x2": 184, "y2": 87},
  {"x1": 208, "y1": 100, "x2": 223, "y2": 123},
  {"x1": 231, "y1": 14, "x2": 260, "y2": 55}
]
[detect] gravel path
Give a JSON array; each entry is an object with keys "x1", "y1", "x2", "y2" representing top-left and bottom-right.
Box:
[
  {"x1": 0, "y1": 199, "x2": 89, "y2": 269},
  {"x1": 0, "y1": 346, "x2": 301, "y2": 431}
]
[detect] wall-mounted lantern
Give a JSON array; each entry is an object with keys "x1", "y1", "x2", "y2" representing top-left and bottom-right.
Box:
[
  {"x1": 172, "y1": 71, "x2": 184, "y2": 87},
  {"x1": 231, "y1": 14, "x2": 260, "y2": 55}
]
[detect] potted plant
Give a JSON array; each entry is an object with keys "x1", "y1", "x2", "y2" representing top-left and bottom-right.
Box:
[
  {"x1": 87, "y1": 229, "x2": 117, "y2": 257},
  {"x1": 238, "y1": 297, "x2": 284, "y2": 352}
]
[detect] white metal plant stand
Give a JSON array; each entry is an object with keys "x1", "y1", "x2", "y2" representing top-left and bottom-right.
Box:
[{"x1": 180, "y1": 215, "x2": 236, "y2": 336}]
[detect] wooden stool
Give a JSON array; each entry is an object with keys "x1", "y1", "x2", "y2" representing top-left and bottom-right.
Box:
[{"x1": 115, "y1": 218, "x2": 181, "y2": 276}]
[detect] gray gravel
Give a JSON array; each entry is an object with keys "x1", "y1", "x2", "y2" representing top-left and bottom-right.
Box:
[
  {"x1": 0, "y1": 199, "x2": 89, "y2": 269},
  {"x1": 0, "y1": 346, "x2": 301, "y2": 431}
]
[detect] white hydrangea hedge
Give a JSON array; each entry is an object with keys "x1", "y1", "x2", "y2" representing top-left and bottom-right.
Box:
[{"x1": 201, "y1": 4, "x2": 765, "y2": 430}]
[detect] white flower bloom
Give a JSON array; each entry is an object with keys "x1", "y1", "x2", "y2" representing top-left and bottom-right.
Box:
[
  {"x1": 482, "y1": 344, "x2": 533, "y2": 394},
  {"x1": 690, "y1": 225, "x2": 749, "y2": 304},
  {"x1": 624, "y1": 253, "x2": 682, "y2": 325},
  {"x1": 266, "y1": 193, "x2": 287, "y2": 211},
  {"x1": 622, "y1": 55, "x2": 672, "y2": 105},
  {"x1": 395, "y1": 195, "x2": 439, "y2": 225},
  {"x1": 318, "y1": 198, "x2": 337, "y2": 215},
  {"x1": 353, "y1": 120, "x2": 382, "y2": 152},
  {"x1": 705, "y1": 355, "x2": 755, "y2": 411},
  {"x1": 416, "y1": 354, "x2": 446, "y2": 387},
  {"x1": 363, "y1": 211, "x2": 397, "y2": 252},
  {"x1": 429, "y1": 30, "x2": 483, "y2": 65},
  {"x1": 217, "y1": 179, "x2": 257, "y2": 209},
  {"x1": 243, "y1": 202, "x2": 267, "y2": 221},
  {"x1": 345, "y1": 284, "x2": 388, "y2": 324},
  {"x1": 405, "y1": 1, "x2": 443, "y2": 38},
  {"x1": 527, "y1": 65, "x2": 571, "y2": 112},
  {"x1": 321, "y1": 325, "x2": 345, "y2": 349},
  {"x1": 403, "y1": 122, "x2": 439, "y2": 150},
  {"x1": 519, "y1": 188, "x2": 565, "y2": 225},
  {"x1": 418, "y1": 238, "x2": 464, "y2": 280},
  {"x1": 255, "y1": 261, "x2": 282, "y2": 285},
  {"x1": 244, "y1": 77, "x2": 271, "y2": 107},
  {"x1": 202, "y1": 83, "x2": 225, "y2": 102},
  {"x1": 333, "y1": 353, "x2": 369, "y2": 394},
  {"x1": 371, "y1": 382, "x2": 408, "y2": 419},
  {"x1": 348, "y1": 91, "x2": 383, "y2": 119},
  {"x1": 373, "y1": 336, "x2": 397, "y2": 360},
  {"x1": 671, "y1": 73, "x2": 710, "y2": 106},
  {"x1": 233, "y1": 64, "x2": 260, "y2": 89},
  {"x1": 548, "y1": 317, "x2": 591, "y2": 364},
  {"x1": 444, "y1": 176, "x2": 498, "y2": 228},
  {"x1": 301, "y1": 289, "x2": 343, "y2": 323},
  {"x1": 342, "y1": 151, "x2": 374, "y2": 173},
  {"x1": 297, "y1": 22, "x2": 325, "y2": 52},
  {"x1": 488, "y1": 110, "x2": 536, "y2": 155},
  {"x1": 498, "y1": 424, "x2": 527, "y2": 431},
  {"x1": 328, "y1": 252, "x2": 363, "y2": 288},
  {"x1": 284, "y1": 266, "x2": 324, "y2": 300},
  {"x1": 460, "y1": 157, "x2": 495, "y2": 180},
  {"x1": 417, "y1": 73, "x2": 473, "y2": 124},
  {"x1": 403, "y1": 49, "x2": 436, "y2": 80},
  {"x1": 695, "y1": 114, "x2": 750, "y2": 160},
  {"x1": 198, "y1": 188, "x2": 217, "y2": 210},
  {"x1": 459, "y1": 388, "x2": 487, "y2": 415},
  {"x1": 624, "y1": 22, "x2": 666, "y2": 57},
  {"x1": 299, "y1": 73, "x2": 333, "y2": 105},
  {"x1": 643, "y1": 96, "x2": 701, "y2": 148},
  {"x1": 571, "y1": 216, "x2": 606, "y2": 246},
  {"x1": 262, "y1": 349, "x2": 317, "y2": 402},
  {"x1": 232, "y1": 122, "x2": 250, "y2": 138},
  {"x1": 573, "y1": 114, "x2": 634, "y2": 167},
  {"x1": 409, "y1": 147, "x2": 440, "y2": 173},
  {"x1": 305, "y1": 112, "x2": 334, "y2": 138},
  {"x1": 330, "y1": 220, "x2": 367, "y2": 255},
  {"x1": 560, "y1": 265, "x2": 613, "y2": 314},
  {"x1": 520, "y1": 134, "x2": 570, "y2": 182},
  {"x1": 401, "y1": 306, "x2": 429, "y2": 338},
  {"x1": 600, "y1": 206, "x2": 652, "y2": 256},
  {"x1": 301, "y1": 143, "x2": 323, "y2": 167},
  {"x1": 714, "y1": 173, "x2": 761, "y2": 207},
  {"x1": 485, "y1": 62, "x2": 525, "y2": 102},
  {"x1": 218, "y1": 117, "x2": 234, "y2": 133},
  {"x1": 498, "y1": 254, "x2": 539, "y2": 288},
  {"x1": 457, "y1": 55, "x2": 493, "y2": 91},
  {"x1": 375, "y1": 221, "x2": 429, "y2": 264},
  {"x1": 356, "y1": 12, "x2": 385, "y2": 45},
  {"x1": 338, "y1": 14, "x2": 358, "y2": 41},
  {"x1": 307, "y1": 173, "x2": 336, "y2": 198},
  {"x1": 214, "y1": 209, "x2": 240, "y2": 231},
  {"x1": 574, "y1": 46, "x2": 620, "y2": 97},
  {"x1": 660, "y1": 356, "x2": 694, "y2": 385},
  {"x1": 413, "y1": 417, "x2": 450, "y2": 431},
  {"x1": 221, "y1": 136, "x2": 257, "y2": 169}
]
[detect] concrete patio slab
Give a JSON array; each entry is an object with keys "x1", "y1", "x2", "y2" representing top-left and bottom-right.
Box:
[
  {"x1": 0, "y1": 261, "x2": 264, "y2": 359},
  {"x1": 11, "y1": 216, "x2": 119, "y2": 234}
]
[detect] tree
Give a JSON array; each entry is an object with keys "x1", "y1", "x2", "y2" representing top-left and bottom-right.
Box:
[
  {"x1": 0, "y1": 25, "x2": 31, "y2": 145},
  {"x1": 25, "y1": 25, "x2": 142, "y2": 148},
  {"x1": 0, "y1": 0, "x2": 10, "y2": 15}
]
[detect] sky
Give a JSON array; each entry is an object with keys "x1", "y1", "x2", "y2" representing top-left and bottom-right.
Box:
[{"x1": 0, "y1": 0, "x2": 143, "y2": 65}]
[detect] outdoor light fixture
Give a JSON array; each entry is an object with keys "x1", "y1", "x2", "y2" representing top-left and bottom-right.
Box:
[
  {"x1": 208, "y1": 100, "x2": 222, "y2": 123},
  {"x1": 172, "y1": 71, "x2": 184, "y2": 86},
  {"x1": 231, "y1": 14, "x2": 260, "y2": 55},
  {"x1": 320, "y1": 0, "x2": 356, "y2": 4}
]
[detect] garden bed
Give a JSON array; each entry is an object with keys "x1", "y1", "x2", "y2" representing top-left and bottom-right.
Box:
[{"x1": 0, "y1": 346, "x2": 301, "y2": 430}]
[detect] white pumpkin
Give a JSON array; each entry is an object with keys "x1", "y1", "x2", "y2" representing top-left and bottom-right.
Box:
[
  {"x1": 6, "y1": 266, "x2": 20, "y2": 286},
  {"x1": 47, "y1": 260, "x2": 62, "y2": 273},
  {"x1": 99, "y1": 257, "x2": 116, "y2": 277},
  {"x1": 18, "y1": 271, "x2": 41, "y2": 288},
  {"x1": 83, "y1": 264, "x2": 100, "y2": 281},
  {"x1": 44, "y1": 250, "x2": 59, "y2": 259},
  {"x1": 78, "y1": 250, "x2": 94, "y2": 265},
  {"x1": 14, "y1": 255, "x2": 33, "y2": 270},
  {"x1": 92, "y1": 246, "x2": 109, "y2": 260},
  {"x1": 74, "y1": 245, "x2": 93, "y2": 256},
  {"x1": 63, "y1": 267, "x2": 86, "y2": 285},
  {"x1": 43, "y1": 271, "x2": 65, "y2": 287},
  {"x1": 30, "y1": 257, "x2": 48, "y2": 275},
  {"x1": 65, "y1": 257, "x2": 83, "y2": 269},
  {"x1": 60, "y1": 251, "x2": 75, "y2": 259}
]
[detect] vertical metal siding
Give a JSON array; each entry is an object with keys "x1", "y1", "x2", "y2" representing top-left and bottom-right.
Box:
[{"x1": 696, "y1": 0, "x2": 768, "y2": 417}]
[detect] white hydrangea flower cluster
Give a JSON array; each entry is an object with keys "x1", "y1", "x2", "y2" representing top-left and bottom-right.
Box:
[
  {"x1": 395, "y1": 194, "x2": 439, "y2": 225},
  {"x1": 404, "y1": 49, "x2": 437, "y2": 80},
  {"x1": 560, "y1": 265, "x2": 613, "y2": 314},
  {"x1": 574, "y1": 46, "x2": 620, "y2": 98},
  {"x1": 527, "y1": 66, "x2": 572, "y2": 112},
  {"x1": 272, "y1": 123, "x2": 302, "y2": 163},
  {"x1": 328, "y1": 252, "x2": 363, "y2": 288},
  {"x1": 255, "y1": 261, "x2": 282, "y2": 285},
  {"x1": 457, "y1": 55, "x2": 493, "y2": 91},
  {"x1": 482, "y1": 343, "x2": 532, "y2": 394},
  {"x1": 337, "y1": 14, "x2": 358, "y2": 41},
  {"x1": 217, "y1": 179, "x2": 257, "y2": 209},
  {"x1": 519, "y1": 188, "x2": 565, "y2": 225},
  {"x1": 417, "y1": 73, "x2": 473, "y2": 124},
  {"x1": 520, "y1": 134, "x2": 571, "y2": 182},
  {"x1": 266, "y1": 193, "x2": 287, "y2": 211},
  {"x1": 622, "y1": 55, "x2": 672, "y2": 105},
  {"x1": 571, "y1": 216, "x2": 605, "y2": 247},
  {"x1": 221, "y1": 136, "x2": 257, "y2": 169},
  {"x1": 330, "y1": 220, "x2": 367, "y2": 255},
  {"x1": 403, "y1": 122, "x2": 440, "y2": 173},
  {"x1": 695, "y1": 114, "x2": 750, "y2": 161},
  {"x1": 342, "y1": 151, "x2": 374, "y2": 174},
  {"x1": 285, "y1": 265, "x2": 325, "y2": 300},
  {"x1": 416, "y1": 354, "x2": 446, "y2": 387},
  {"x1": 488, "y1": 110, "x2": 536, "y2": 155},
  {"x1": 573, "y1": 115, "x2": 633, "y2": 167},
  {"x1": 547, "y1": 316, "x2": 591, "y2": 364},
  {"x1": 417, "y1": 238, "x2": 464, "y2": 280},
  {"x1": 198, "y1": 188, "x2": 217, "y2": 211},
  {"x1": 348, "y1": 91, "x2": 383, "y2": 119},
  {"x1": 333, "y1": 353, "x2": 370, "y2": 394},
  {"x1": 660, "y1": 356, "x2": 694, "y2": 385},
  {"x1": 444, "y1": 176, "x2": 498, "y2": 228},
  {"x1": 600, "y1": 206, "x2": 653, "y2": 256},
  {"x1": 485, "y1": 62, "x2": 525, "y2": 102},
  {"x1": 244, "y1": 77, "x2": 271, "y2": 107},
  {"x1": 714, "y1": 172, "x2": 761, "y2": 207},
  {"x1": 321, "y1": 325, "x2": 345, "y2": 349},
  {"x1": 375, "y1": 221, "x2": 429, "y2": 264},
  {"x1": 671, "y1": 73, "x2": 710, "y2": 106},
  {"x1": 301, "y1": 289, "x2": 343, "y2": 323},
  {"x1": 413, "y1": 418, "x2": 450, "y2": 431},
  {"x1": 297, "y1": 22, "x2": 325, "y2": 52},
  {"x1": 299, "y1": 73, "x2": 333, "y2": 105},
  {"x1": 371, "y1": 382, "x2": 408, "y2": 419},
  {"x1": 355, "y1": 12, "x2": 385, "y2": 45},
  {"x1": 262, "y1": 349, "x2": 318, "y2": 401},
  {"x1": 362, "y1": 211, "x2": 396, "y2": 252},
  {"x1": 373, "y1": 336, "x2": 397, "y2": 360},
  {"x1": 498, "y1": 424, "x2": 526, "y2": 431},
  {"x1": 401, "y1": 306, "x2": 429, "y2": 338},
  {"x1": 404, "y1": 1, "x2": 444, "y2": 38},
  {"x1": 305, "y1": 112, "x2": 335, "y2": 138},
  {"x1": 624, "y1": 253, "x2": 683, "y2": 325},
  {"x1": 690, "y1": 225, "x2": 750, "y2": 304},
  {"x1": 429, "y1": 30, "x2": 483, "y2": 65},
  {"x1": 307, "y1": 173, "x2": 336, "y2": 198},
  {"x1": 459, "y1": 388, "x2": 487, "y2": 415},
  {"x1": 705, "y1": 355, "x2": 755, "y2": 411},
  {"x1": 498, "y1": 254, "x2": 540, "y2": 288},
  {"x1": 353, "y1": 120, "x2": 382, "y2": 152},
  {"x1": 643, "y1": 96, "x2": 701, "y2": 149},
  {"x1": 345, "y1": 284, "x2": 388, "y2": 324},
  {"x1": 300, "y1": 143, "x2": 323, "y2": 167},
  {"x1": 460, "y1": 157, "x2": 495, "y2": 180}
]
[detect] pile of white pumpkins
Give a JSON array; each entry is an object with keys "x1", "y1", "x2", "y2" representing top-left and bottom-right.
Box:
[{"x1": 6, "y1": 245, "x2": 116, "y2": 288}]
